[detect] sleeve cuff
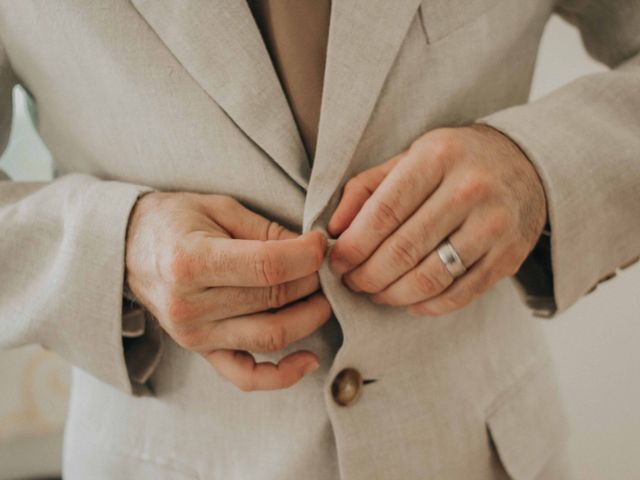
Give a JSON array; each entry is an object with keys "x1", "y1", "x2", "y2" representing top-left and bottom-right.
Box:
[
  {"x1": 47, "y1": 177, "x2": 154, "y2": 394},
  {"x1": 475, "y1": 109, "x2": 588, "y2": 315}
]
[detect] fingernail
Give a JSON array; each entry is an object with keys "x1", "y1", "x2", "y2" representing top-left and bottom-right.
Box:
[{"x1": 303, "y1": 361, "x2": 320, "y2": 375}]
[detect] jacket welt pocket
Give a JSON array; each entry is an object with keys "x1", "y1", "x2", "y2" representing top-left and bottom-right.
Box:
[
  {"x1": 419, "y1": 0, "x2": 501, "y2": 43},
  {"x1": 485, "y1": 358, "x2": 570, "y2": 480}
]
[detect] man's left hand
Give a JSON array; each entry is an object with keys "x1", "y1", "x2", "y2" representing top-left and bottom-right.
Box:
[{"x1": 328, "y1": 125, "x2": 547, "y2": 316}]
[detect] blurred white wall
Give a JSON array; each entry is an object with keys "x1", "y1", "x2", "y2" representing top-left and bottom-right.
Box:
[
  {"x1": 531, "y1": 16, "x2": 640, "y2": 480},
  {"x1": 0, "y1": 13, "x2": 639, "y2": 480}
]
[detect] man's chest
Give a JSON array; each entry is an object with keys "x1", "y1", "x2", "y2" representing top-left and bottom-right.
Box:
[{"x1": 0, "y1": 0, "x2": 552, "y2": 225}]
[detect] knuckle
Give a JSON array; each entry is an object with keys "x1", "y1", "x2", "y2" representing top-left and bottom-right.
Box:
[
  {"x1": 352, "y1": 271, "x2": 383, "y2": 294},
  {"x1": 254, "y1": 322, "x2": 288, "y2": 352},
  {"x1": 344, "y1": 176, "x2": 364, "y2": 194},
  {"x1": 398, "y1": 168, "x2": 420, "y2": 192},
  {"x1": 215, "y1": 195, "x2": 240, "y2": 212},
  {"x1": 371, "y1": 199, "x2": 402, "y2": 233},
  {"x1": 166, "y1": 245, "x2": 196, "y2": 285},
  {"x1": 256, "y1": 249, "x2": 287, "y2": 285},
  {"x1": 173, "y1": 328, "x2": 203, "y2": 350},
  {"x1": 266, "y1": 221, "x2": 288, "y2": 241},
  {"x1": 449, "y1": 185, "x2": 473, "y2": 208},
  {"x1": 413, "y1": 269, "x2": 446, "y2": 296},
  {"x1": 466, "y1": 167, "x2": 492, "y2": 186},
  {"x1": 337, "y1": 239, "x2": 368, "y2": 266},
  {"x1": 267, "y1": 283, "x2": 290, "y2": 309},
  {"x1": 407, "y1": 138, "x2": 425, "y2": 157},
  {"x1": 453, "y1": 174, "x2": 491, "y2": 206},
  {"x1": 448, "y1": 188, "x2": 467, "y2": 209},
  {"x1": 410, "y1": 137, "x2": 447, "y2": 176},
  {"x1": 485, "y1": 210, "x2": 511, "y2": 237},
  {"x1": 425, "y1": 129, "x2": 457, "y2": 161},
  {"x1": 166, "y1": 295, "x2": 197, "y2": 324},
  {"x1": 389, "y1": 235, "x2": 420, "y2": 269}
]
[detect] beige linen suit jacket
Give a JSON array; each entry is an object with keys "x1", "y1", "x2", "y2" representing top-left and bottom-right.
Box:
[{"x1": 1, "y1": 1, "x2": 639, "y2": 479}]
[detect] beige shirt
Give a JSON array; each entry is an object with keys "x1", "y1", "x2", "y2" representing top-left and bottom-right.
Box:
[{"x1": 248, "y1": 0, "x2": 331, "y2": 161}]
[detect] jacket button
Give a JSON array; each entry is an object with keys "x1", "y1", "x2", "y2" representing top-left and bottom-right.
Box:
[{"x1": 331, "y1": 368, "x2": 363, "y2": 406}]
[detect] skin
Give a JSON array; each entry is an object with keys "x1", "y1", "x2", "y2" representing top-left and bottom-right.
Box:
[
  {"x1": 328, "y1": 124, "x2": 547, "y2": 316},
  {"x1": 125, "y1": 192, "x2": 331, "y2": 392},
  {"x1": 125, "y1": 124, "x2": 545, "y2": 392}
]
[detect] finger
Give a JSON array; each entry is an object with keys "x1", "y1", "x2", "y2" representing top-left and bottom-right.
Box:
[
  {"x1": 330, "y1": 148, "x2": 444, "y2": 274},
  {"x1": 328, "y1": 153, "x2": 403, "y2": 236},
  {"x1": 370, "y1": 250, "x2": 454, "y2": 306},
  {"x1": 183, "y1": 231, "x2": 327, "y2": 287},
  {"x1": 185, "y1": 273, "x2": 320, "y2": 322},
  {"x1": 202, "y1": 292, "x2": 332, "y2": 353},
  {"x1": 206, "y1": 349, "x2": 320, "y2": 391},
  {"x1": 342, "y1": 180, "x2": 469, "y2": 293},
  {"x1": 407, "y1": 249, "x2": 504, "y2": 316},
  {"x1": 371, "y1": 215, "x2": 492, "y2": 305},
  {"x1": 199, "y1": 195, "x2": 299, "y2": 241}
]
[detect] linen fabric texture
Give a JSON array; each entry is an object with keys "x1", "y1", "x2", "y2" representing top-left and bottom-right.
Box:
[{"x1": 1, "y1": 1, "x2": 639, "y2": 479}]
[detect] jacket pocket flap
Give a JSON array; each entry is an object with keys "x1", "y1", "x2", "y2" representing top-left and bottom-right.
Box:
[{"x1": 486, "y1": 358, "x2": 570, "y2": 480}]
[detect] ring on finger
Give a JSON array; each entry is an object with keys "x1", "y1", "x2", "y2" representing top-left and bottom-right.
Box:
[{"x1": 436, "y1": 238, "x2": 467, "y2": 279}]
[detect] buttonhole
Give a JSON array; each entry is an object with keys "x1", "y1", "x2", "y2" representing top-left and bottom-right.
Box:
[{"x1": 363, "y1": 379, "x2": 377, "y2": 385}]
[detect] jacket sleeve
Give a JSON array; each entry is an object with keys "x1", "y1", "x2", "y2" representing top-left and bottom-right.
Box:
[
  {"x1": 478, "y1": 0, "x2": 640, "y2": 317},
  {"x1": 0, "y1": 39, "x2": 162, "y2": 395}
]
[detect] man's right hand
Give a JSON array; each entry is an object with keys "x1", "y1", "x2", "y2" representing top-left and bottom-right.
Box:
[{"x1": 125, "y1": 192, "x2": 330, "y2": 391}]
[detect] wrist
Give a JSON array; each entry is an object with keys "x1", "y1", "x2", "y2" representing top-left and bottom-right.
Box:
[{"x1": 124, "y1": 190, "x2": 157, "y2": 302}]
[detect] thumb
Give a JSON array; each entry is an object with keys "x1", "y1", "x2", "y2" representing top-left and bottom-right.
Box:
[{"x1": 328, "y1": 152, "x2": 404, "y2": 236}]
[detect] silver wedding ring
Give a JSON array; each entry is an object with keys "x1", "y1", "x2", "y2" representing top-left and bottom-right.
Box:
[{"x1": 437, "y1": 239, "x2": 467, "y2": 279}]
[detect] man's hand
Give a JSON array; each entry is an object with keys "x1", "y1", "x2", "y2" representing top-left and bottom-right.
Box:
[
  {"x1": 125, "y1": 192, "x2": 330, "y2": 391},
  {"x1": 328, "y1": 125, "x2": 547, "y2": 316}
]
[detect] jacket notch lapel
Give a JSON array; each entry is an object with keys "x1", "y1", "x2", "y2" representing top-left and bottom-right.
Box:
[{"x1": 131, "y1": 0, "x2": 310, "y2": 190}]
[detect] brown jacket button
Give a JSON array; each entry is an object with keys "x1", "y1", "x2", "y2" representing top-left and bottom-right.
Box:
[{"x1": 332, "y1": 368, "x2": 363, "y2": 406}]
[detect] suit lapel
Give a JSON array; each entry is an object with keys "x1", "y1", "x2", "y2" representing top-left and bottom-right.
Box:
[
  {"x1": 304, "y1": 0, "x2": 422, "y2": 230},
  {"x1": 131, "y1": 0, "x2": 310, "y2": 190}
]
